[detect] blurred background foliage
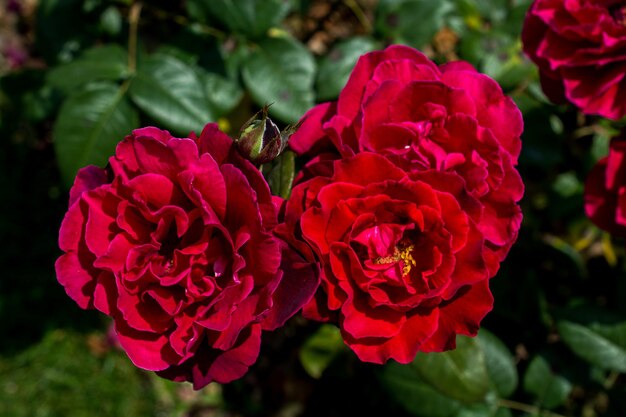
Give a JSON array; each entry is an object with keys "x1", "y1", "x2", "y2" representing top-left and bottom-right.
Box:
[{"x1": 2, "y1": 0, "x2": 626, "y2": 416}]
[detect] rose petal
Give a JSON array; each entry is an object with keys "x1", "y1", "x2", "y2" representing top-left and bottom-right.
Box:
[
  {"x1": 115, "y1": 319, "x2": 181, "y2": 371},
  {"x1": 157, "y1": 324, "x2": 262, "y2": 389},
  {"x1": 289, "y1": 102, "x2": 339, "y2": 156},
  {"x1": 420, "y1": 280, "x2": 493, "y2": 352},
  {"x1": 262, "y1": 240, "x2": 321, "y2": 330},
  {"x1": 55, "y1": 253, "x2": 96, "y2": 309},
  {"x1": 69, "y1": 165, "x2": 109, "y2": 207},
  {"x1": 344, "y1": 306, "x2": 439, "y2": 364},
  {"x1": 338, "y1": 45, "x2": 439, "y2": 119}
]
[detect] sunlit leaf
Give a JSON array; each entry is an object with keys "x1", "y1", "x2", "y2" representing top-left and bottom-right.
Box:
[
  {"x1": 241, "y1": 36, "x2": 315, "y2": 123},
  {"x1": 199, "y1": 71, "x2": 243, "y2": 117},
  {"x1": 130, "y1": 53, "x2": 240, "y2": 135},
  {"x1": 53, "y1": 82, "x2": 138, "y2": 186}
]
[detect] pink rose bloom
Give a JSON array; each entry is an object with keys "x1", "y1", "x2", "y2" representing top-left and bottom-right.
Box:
[
  {"x1": 56, "y1": 124, "x2": 317, "y2": 389},
  {"x1": 522, "y1": 0, "x2": 626, "y2": 119}
]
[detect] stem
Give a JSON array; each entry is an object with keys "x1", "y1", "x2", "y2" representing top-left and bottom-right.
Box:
[
  {"x1": 343, "y1": 0, "x2": 372, "y2": 33},
  {"x1": 128, "y1": 2, "x2": 143, "y2": 75},
  {"x1": 169, "y1": 14, "x2": 226, "y2": 39},
  {"x1": 604, "y1": 371, "x2": 620, "y2": 390},
  {"x1": 497, "y1": 399, "x2": 567, "y2": 417},
  {"x1": 110, "y1": 0, "x2": 226, "y2": 40},
  {"x1": 571, "y1": 124, "x2": 609, "y2": 139}
]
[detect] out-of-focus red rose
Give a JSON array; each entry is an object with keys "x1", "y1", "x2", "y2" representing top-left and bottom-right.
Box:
[
  {"x1": 585, "y1": 134, "x2": 626, "y2": 235},
  {"x1": 522, "y1": 0, "x2": 626, "y2": 120},
  {"x1": 290, "y1": 45, "x2": 523, "y2": 276},
  {"x1": 281, "y1": 45, "x2": 523, "y2": 362},
  {"x1": 281, "y1": 153, "x2": 494, "y2": 363},
  {"x1": 56, "y1": 124, "x2": 318, "y2": 389}
]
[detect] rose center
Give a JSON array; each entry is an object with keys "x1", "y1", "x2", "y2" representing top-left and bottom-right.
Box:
[
  {"x1": 609, "y1": 4, "x2": 626, "y2": 26},
  {"x1": 374, "y1": 244, "x2": 416, "y2": 276},
  {"x1": 158, "y1": 226, "x2": 180, "y2": 260}
]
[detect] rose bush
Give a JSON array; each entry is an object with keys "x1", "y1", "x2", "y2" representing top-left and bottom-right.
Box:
[
  {"x1": 282, "y1": 45, "x2": 523, "y2": 363},
  {"x1": 585, "y1": 133, "x2": 626, "y2": 236},
  {"x1": 55, "y1": 123, "x2": 317, "y2": 389},
  {"x1": 522, "y1": 0, "x2": 626, "y2": 120}
]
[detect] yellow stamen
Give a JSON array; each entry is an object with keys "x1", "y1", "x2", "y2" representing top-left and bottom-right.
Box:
[{"x1": 373, "y1": 245, "x2": 416, "y2": 276}]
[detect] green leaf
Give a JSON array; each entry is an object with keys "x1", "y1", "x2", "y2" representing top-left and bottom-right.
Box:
[
  {"x1": 552, "y1": 172, "x2": 582, "y2": 198},
  {"x1": 413, "y1": 336, "x2": 490, "y2": 403},
  {"x1": 268, "y1": 150, "x2": 295, "y2": 199},
  {"x1": 455, "y1": 402, "x2": 502, "y2": 417},
  {"x1": 316, "y1": 37, "x2": 380, "y2": 101},
  {"x1": 47, "y1": 45, "x2": 129, "y2": 94},
  {"x1": 53, "y1": 82, "x2": 139, "y2": 186},
  {"x1": 186, "y1": 0, "x2": 292, "y2": 38},
  {"x1": 590, "y1": 123, "x2": 615, "y2": 164},
  {"x1": 380, "y1": 361, "x2": 463, "y2": 417},
  {"x1": 476, "y1": 329, "x2": 518, "y2": 398},
  {"x1": 223, "y1": 43, "x2": 251, "y2": 82},
  {"x1": 130, "y1": 53, "x2": 239, "y2": 135},
  {"x1": 557, "y1": 320, "x2": 626, "y2": 372},
  {"x1": 99, "y1": 6, "x2": 122, "y2": 36},
  {"x1": 242, "y1": 36, "x2": 315, "y2": 123},
  {"x1": 200, "y1": 72, "x2": 243, "y2": 116},
  {"x1": 299, "y1": 324, "x2": 345, "y2": 379},
  {"x1": 522, "y1": 355, "x2": 572, "y2": 409},
  {"x1": 376, "y1": 0, "x2": 454, "y2": 48}
]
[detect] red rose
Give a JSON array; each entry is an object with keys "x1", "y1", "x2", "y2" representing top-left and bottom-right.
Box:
[
  {"x1": 281, "y1": 45, "x2": 523, "y2": 362},
  {"x1": 56, "y1": 124, "x2": 317, "y2": 389},
  {"x1": 290, "y1": 45, "x2": 523, "y2": 275},
  {"x1": 522, "y1": 0, "x2": 626, "y2": 120},
  {"x1": 284, "y1": 153, "x2": 493, "y2": 363},
  {"x1": 585, "y1": 134, "x2": 626, "y2": 235}
]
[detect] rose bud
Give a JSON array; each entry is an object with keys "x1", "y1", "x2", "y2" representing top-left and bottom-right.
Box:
[{"x1": 236, "y1": 105, "x2": 285, "y2": 165}]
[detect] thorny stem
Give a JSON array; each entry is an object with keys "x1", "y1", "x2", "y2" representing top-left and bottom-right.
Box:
[
  {"x1": 128, "y1": 2, "x2": 142, "y2": 75},
  {"x1": 343, "y1": 0, "x2": 372, "y2": 33},
  {"x1": 497, "y1": 399, "x2": 568, "y2": 417}
]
